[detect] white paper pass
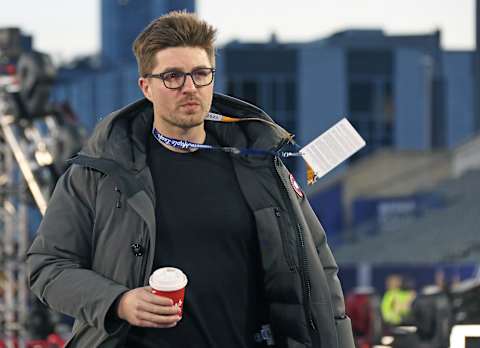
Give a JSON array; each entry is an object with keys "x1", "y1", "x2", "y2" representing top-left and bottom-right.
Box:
[{"x1": 299, "y1": 118, "x2": 366, "y2": 179}]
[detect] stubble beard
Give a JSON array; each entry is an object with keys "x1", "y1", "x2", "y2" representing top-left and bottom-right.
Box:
[{"x1": 164, "y1": 105, "x2": 207, "y2": 130}]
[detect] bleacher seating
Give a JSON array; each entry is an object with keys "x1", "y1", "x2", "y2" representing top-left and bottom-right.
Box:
[{"x1": 333, "y1": 169, "x2": 480, "y2": 263}]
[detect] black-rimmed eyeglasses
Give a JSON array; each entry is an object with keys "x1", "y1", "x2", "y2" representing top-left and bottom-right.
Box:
[{"x1": 144, "y1": 67, "x2": 216, "y2": 90}]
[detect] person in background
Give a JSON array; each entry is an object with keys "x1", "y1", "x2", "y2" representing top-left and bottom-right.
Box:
[
  {"x1": 345, "y1": 286, "x2": 383, "y2": 347},
  {"x1": 381, "y1": 275, "x2": 416, "y2": 326}
]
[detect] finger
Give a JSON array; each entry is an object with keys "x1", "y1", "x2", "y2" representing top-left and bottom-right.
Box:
[
  {"x1": 137, "y1": 312, "x2": 181, "y2": 325},
  {"x1": 144, "y1": 293, "x2": 175, "y2": 306},
  {"x1": 138, "y1": 302, "x2": 180, "y2": 316},
  {"x1": 135, "y1": 319, "x2": 179, "y2": 328},
  {"x1": 153, "y1": 322, "x2": 179, "y2": 328},
  {"x1": 140, "y1": 287, "x2": 174, "y2": 305}
]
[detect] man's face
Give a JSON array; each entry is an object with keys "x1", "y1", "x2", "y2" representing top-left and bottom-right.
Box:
[{"x1": 139, "y1": 46, "x2": 214, "y2": 133}]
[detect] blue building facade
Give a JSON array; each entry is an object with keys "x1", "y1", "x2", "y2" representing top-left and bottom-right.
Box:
[
  {"x1": 475, "y1": 0, "x2": 480, "y2": 132},
  {"x1": 52, "y1": 8, "x2": 477, "y2": 165},
  {"x1": 218, "y1": 29, "x2": 476, "y2": 159},
  {"x1": 297, "y1": 44, "x2": 347, "y2": 149},
  {"x1": 101, "y1": 0, "x2": 195, "y2": 66},
  {"x1": 220, "y1": 37, "x2": 298, "y2": 133},
  {"x1": 298, "y1": 30, "x2": 452, "y2": 157},
  {"x1": 443, "y1": 51, "x2": 476, "y2": 147},
  {"x1": 51, "y1": 27, "x2": 477, "y2": 217}
]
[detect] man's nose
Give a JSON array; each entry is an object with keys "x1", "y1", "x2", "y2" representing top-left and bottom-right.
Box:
[{"x1": 181, "y1": 74, "x2": 197, "y2": 92}]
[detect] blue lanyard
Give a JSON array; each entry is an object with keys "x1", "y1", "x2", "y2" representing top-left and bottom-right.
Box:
[{"x1": 152, "y1": 128, "x2": 302, "y2": 158}]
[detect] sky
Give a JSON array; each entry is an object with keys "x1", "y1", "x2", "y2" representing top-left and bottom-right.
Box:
[{"x1": 0, "y1": 0, "x2": 476, "y2": 63}]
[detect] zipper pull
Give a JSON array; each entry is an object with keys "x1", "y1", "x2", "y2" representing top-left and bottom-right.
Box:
[
  {"x1": 130, "y1": 243, "x2": 144, "y2": 256},
  {"x1": 309, "y1": 318, "x2": 316, "y2": 330}
]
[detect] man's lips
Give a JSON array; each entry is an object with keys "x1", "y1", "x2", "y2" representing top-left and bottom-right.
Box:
[
  {"x1": 179, "y1": 98, "x2": 200, "y2": 105},
  {"x1": 180, "y1": 101, "x2": 200, "y2": 110}
]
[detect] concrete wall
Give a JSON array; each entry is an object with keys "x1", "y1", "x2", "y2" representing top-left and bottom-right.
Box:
[
  {"x1": 443, "y1": 51, "x2": 475, "y2": 148},
  {"x1": 213, "y1": 47, "x2": 226, "y2": 93},
  {"x1": 297, "y1": 44, "x2": 347, "y2": 147},
  {"x1": 394, "y1": 48, "x2": 433, "y2": 150}
]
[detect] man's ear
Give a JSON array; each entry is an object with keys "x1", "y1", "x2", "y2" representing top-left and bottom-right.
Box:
[{"x1": 139, "y1": 77, "x2": 152, "y2": 101}]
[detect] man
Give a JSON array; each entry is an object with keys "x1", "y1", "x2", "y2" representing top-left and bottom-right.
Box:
[
  {"x1": 27, "y1": 11, "x2": 355, "y2": 348},
  {"x1": 381, "y1": 275, "x2": 416, "y2": 326}
]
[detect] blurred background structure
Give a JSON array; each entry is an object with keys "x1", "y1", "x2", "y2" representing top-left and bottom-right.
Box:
[{"x1": 0, "y1": 0, "x2": 479, "y2": 347}]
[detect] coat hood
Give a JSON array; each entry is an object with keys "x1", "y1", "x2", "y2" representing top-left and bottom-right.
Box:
[{"x1": 80, "y1": 93, "x2": 291, "y2": 172}]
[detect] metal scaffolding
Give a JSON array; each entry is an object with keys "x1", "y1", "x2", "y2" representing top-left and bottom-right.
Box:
[
  {"x1": 0, "y1": 92, "x2": 46, "y2": 347},
  {"x1": 0, "y1": 75, "x2": 57, "y2": 346},
  {"x1": 0, "y1": 43, "x2": 84, "y2": 344},
  {"x1": 0, "y1": 121, "x2": 29, "y2": 348}
]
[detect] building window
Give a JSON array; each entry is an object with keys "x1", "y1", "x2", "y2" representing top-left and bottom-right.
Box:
[
  {"x1": 269, "y1": 80, "x2": 277, "y2": 112},
  {"x1": 226, "y1": 80, "x2": 236, "y2": 97},
  {"x1": 285, "y1": 80, "x2": 296, "y2": 111},
  {"x1": 349, "y1": 81, "x2": 373, "y2": 113},
  {"x1": 241, "y1": 81, "x2": 259, "y2": 105},
  {"x1": 383, "y1": 81, "x2": 394, "y2": 124}
]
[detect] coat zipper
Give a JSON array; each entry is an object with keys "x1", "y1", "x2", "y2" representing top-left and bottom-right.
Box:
[
  {"x1": 274, "y1": 207, "x2": 296, "y2": 272},
  {"x1": 139, "y1": 238, "x2": 149, "y2": 286},
  {"x1": 272, "y1": 157, "x2": 318, "y2": 336},
  {"x1": 113, "y1": 184, "x2": 148, "y2": 287}
]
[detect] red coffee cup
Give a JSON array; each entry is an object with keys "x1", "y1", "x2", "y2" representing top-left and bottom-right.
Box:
[{"x1": 149, "y1": 267, "x2": 188, "y2": 315}]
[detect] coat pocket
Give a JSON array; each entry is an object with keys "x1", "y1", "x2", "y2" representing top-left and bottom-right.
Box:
[{"x1": 254, "y1": 206, "x2": 298, "y2": 274}]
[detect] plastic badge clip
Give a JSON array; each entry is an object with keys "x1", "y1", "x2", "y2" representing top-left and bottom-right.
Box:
[{"x1": 254, "y1": 324, "x2": 275, "y2": 346}]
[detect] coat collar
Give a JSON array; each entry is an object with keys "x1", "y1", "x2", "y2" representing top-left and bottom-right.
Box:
[{"x1": 79, "y1": 93, "x2": 290, "y2": 173}]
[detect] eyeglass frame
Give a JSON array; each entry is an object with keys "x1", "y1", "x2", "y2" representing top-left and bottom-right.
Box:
[{"x1": 143, "y1": 67, "x2": 216, "y2": 90}]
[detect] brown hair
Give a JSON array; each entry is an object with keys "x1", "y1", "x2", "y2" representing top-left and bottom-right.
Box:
[{"x1": 133, "y1": 11, "x2": 217, "y2": 77}]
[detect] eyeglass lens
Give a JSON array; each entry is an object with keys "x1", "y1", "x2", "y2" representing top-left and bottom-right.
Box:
[{"x1": 163, "y1": 68, "x2": 214, "y2": 89}]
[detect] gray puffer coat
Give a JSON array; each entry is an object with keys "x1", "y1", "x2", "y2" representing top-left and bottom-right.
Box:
[{"x1": 27, "y1": 93, "x2": 355, "y2": 348}]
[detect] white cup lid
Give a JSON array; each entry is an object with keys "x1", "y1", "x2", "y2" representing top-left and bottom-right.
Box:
[{"x1": 149, "y1": 267, "x2": 188, "y2": 291}]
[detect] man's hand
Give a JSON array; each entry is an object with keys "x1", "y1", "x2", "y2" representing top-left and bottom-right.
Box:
[{"x1": 117, "y1": 286, "x2": 181, "y2": 328}]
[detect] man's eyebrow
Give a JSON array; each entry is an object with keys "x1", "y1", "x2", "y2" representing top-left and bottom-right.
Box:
[{"x1": 159, "y1": 65, "x2": 211, "y2": 73}]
